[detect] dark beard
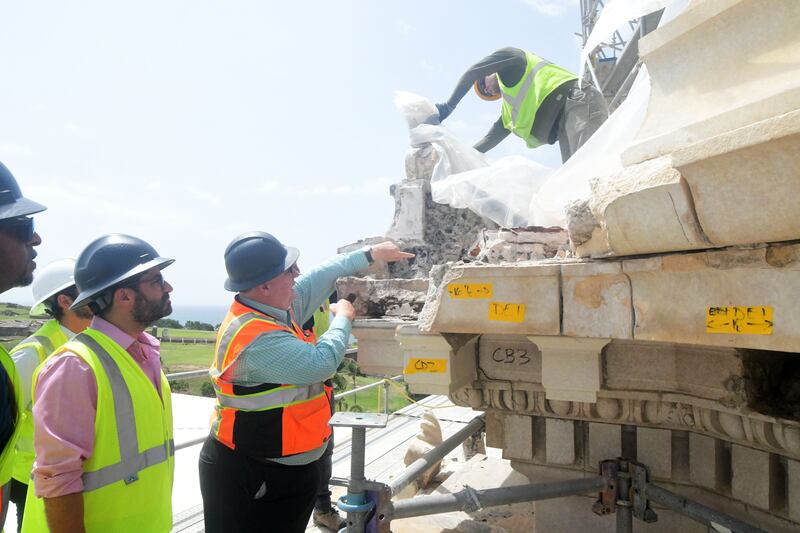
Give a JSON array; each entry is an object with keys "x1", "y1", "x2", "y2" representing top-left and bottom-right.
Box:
[{"x1": 132, "y1": 292, "x2": 172, "y2": 326}]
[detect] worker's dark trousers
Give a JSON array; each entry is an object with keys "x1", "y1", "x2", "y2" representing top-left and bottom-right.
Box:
[
  {"x1": 8, "y1": 479, "x2": 26, "y2": 533},
  {"x1": 199, "y1": 437, "x2": 322, "y2": 533},
  {"x1": 314, "y1": 435, "x2": 335, "y2": 512},
  {"x1": 557, "y1": 83, "x2": 609, "y2": 162}
]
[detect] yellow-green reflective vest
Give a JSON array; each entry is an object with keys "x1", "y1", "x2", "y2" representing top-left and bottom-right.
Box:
[
  {"x1": 312, "y1": 301, "x2": 331, "y2": 337},
  {"x1": 9, "y1": 320, "x2": 69, "y2": 484},
  {"x1": 22, "y1": 328, "x2": 174, "y2": 533},
  {"x1": 0, "y1": 345, "x2": 22, "y2": 517},
  {"x1": 499, "y1": 50, "x2": 577, "y2": 148}
]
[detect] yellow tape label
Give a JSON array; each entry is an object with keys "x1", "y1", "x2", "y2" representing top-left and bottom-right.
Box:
[
  {"x1": 488, "y1": 302, "x2": 526, "y2": 323},
  {"x1": 447, "y1": 283, "x2": 492, "y2": 299},
  {"x1": 706, "y1": 306, "x2": 773, "y2": 335},
  {"x1": 404, "y1": 358, "x2": 448, "y2": 374}
]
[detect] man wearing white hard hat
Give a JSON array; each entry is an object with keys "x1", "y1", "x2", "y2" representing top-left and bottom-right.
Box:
[{"x1": 7, "y1": 259, "x2": 92, "y2": 532}]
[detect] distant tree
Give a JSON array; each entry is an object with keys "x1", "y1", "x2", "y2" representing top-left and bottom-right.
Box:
[
  {"x1": 200, "y1": 380, "x2": 216, "y2": 398},
  {"x1": 171, "y1": 380, "x2": 189, "y2": 392},
  {"x1": 156, "y1": 318, "x2": 183, "y2": 329},
  {"x1": 185, "y1": 320, "x2": 215, "y2": 332}
]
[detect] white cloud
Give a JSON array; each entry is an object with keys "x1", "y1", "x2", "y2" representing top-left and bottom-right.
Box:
[
  {"x1": 0, "y1": 144, "x2": 35, "y2": 157},
  {"x1": 64, "y1": 123, "x2": 95, "y2": 138},
  {"x1": 396, "y1": 20, "x2": 412, "y2": 35},
  {"x1": 182, "y1": 184, "x2": 220, "y2": 205},
  {"x1": 419, "y1": 60, "x2": 435, "y2": 72},
  {"x1": 260, "y1": 179, "x2": 280, "y2": 193},
  {"x1": 31, "y1": 104, "x2": 46, "y2": 112},
  {"x1": 289, "y1": 176, "x2": 393, "y2": 198},
  {"x1": 523, "y1": 0, "x2": 576, "y2": 17}
]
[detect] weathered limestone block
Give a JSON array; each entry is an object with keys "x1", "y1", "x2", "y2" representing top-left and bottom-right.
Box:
[
  {"x1": 418, "y1": 263, "x2": 561, "y2": 335},
  {"x1": 532, "y1": 336, "x2": 608, "y2": 403},
  {"x1": 395, "y1": 324, "x2": 477, "y2": 396},
  {"x1": 545, "y1": 418, "x2": 576, "y2": 465},
  {"x1": 671, "y1": 110, "x2": 800, "y2": 248},
  {"x1": 624, "y1": 0, "x2": 800, "y2": 164},
  {"x1": 386, "y1": 179, "x2": 426, "y2": 243},
  {"x1": 336, "y1": 277, "x2": 428, "y2": 319},
  {"x1": 603, "y1": 341, "x2": 746, "y2": 406},
  {"x1": 569, "y1": 156, "x2": 709, "y2": 258},
  {"x1": 637, "y1": 427, "x2": 672, "y2": 480},
  {"x1": 561, "y1": 261, "x2": 632, "y2": 338},
  {"x1": 477, "y1": 335, "x2": 542, "y2": 384},
  {"x1": 404, "y1": 143, "x2": 438, "y2": 181},
  {"x1": 588, "y1": 423, "x2": 621, "y2": 472},
  {"x1": 689, "y1": 433, "x2": 724, "y2": 491},
  {"x1": 731, "y1": 444, "x2": 771, "y2": 510},
  {"x1": 350, "y1": 319, "x2": 406, "y2": 376},
  {"x1": 503, "y1": 414, "x2": 534, "y2": 461},
  {"x1": 624, "y1": 244, "x2": 800, "y2": 352},
  {"x1": 469, "y1": 227, "x2": 570, "y2": 264},
  {"x1": 789, "y1": 459, "x2": 800, "y2": 523}
]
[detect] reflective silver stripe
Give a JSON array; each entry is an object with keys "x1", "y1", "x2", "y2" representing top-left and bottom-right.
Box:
[
  {"x1": 209, "y1": 312, "x2": 266, "y2": 377},
  {"x1": 16, "y1": 335, "x2": 54, "y2": 354},
  {"x1": 76, "y1": 333, "x2": 172, "y2": 492},
  {"x1": 32, "y1": 335, "x2": 55, "y2": 354},
  {"x1": 213, "y1": 382, "x2": 326, "y2": 411},
  {"x1": 82, "y1": 440, "x2": 175, "y2": 491},
  {"x1": 502, "y1": 60, "x2": 552, "y2": 123}
]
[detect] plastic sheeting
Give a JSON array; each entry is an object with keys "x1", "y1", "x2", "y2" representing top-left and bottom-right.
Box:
[
  {"x1": 393, "y1": 0, "x2": 689, "y2": 229},
  {"x1": 396, "y1": 93, "x2": 553, "y2": 228}
]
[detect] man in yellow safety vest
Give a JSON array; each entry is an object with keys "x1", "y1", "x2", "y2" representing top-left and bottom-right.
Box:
[{"x1": 22, "y1": 234, "x2": 176, "y2": 532}]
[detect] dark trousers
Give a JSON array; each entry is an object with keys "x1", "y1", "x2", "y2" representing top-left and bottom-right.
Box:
[
  {"x1": 9, "y1": 479, "x2": 27, "y2": 533},
  {"x1": 557, "y1": 83, "x2": 609, "y2": 162},
  {"x1": 199, "y1": 437, "x2": 322, "y2": 533},
  {"x1": 314, "y1": 436, "x2": 335, "y2": 512}
]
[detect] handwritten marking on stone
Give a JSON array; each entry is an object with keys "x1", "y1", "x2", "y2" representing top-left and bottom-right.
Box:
[
  {"x1": 404, "y1": 358, "x2": 448, "y2": 374},
  {"x1": 488, "y1": 302, "x2": 526, "y2": 323},
  {"x1": 447, "y1": 283, "x2": 493, "y2": 299},
  {"x1": 491, "y1": 347, "x2": 531, "y2": 365},
  {"x1": 706, "y1": 306, "x2": 773, "y2": 335}
]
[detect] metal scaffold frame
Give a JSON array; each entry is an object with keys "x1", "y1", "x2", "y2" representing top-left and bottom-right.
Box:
[
  {"x1": 579, "y1": 0, "x2": 663, "y2": 111},
  {"x1": 332, "y1": 414, "x2": 768, "y2": 533}
]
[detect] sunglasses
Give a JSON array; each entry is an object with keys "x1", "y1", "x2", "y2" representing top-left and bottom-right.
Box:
[{"x1": 0, "y1": 216, "x2": 35, "y2": 242}]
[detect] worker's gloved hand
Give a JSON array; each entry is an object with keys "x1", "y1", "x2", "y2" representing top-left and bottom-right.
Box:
[{"x1": 435, "y1": 103, "x2": 454, "y2": 122}]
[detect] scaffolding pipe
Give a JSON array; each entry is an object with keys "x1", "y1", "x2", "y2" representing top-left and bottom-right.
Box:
[
  {"x1": 645, "y1": 484, "x2": 767, "y2": 533},
  {"x1": 385, "y1": 476, "x2": 608, "y2": 521},
  {"x1": 166, "y1": 369, "x2": 208, "y2": 381},
  {"x1": 389, "y1": 415, "x2": 485, "y2": 496}
]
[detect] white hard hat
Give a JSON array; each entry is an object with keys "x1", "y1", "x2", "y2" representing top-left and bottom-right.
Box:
[{"x1": 30, "y1": 258, "x2": 78, "y2": 317}]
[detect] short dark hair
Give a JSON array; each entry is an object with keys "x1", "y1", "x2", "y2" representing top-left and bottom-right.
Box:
[{"x1": 44, "y1": 286, "x2": 79, "y2": 322}]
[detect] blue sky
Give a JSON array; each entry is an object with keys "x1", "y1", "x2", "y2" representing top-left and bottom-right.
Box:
[{"x1": 1, "y1": 0, "x2": 582, "y2": 306}]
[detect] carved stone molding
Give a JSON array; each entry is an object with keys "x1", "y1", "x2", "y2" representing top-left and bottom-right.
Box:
[{"x1": 450, "y1": 381, "x2": 800, "y2": 460}]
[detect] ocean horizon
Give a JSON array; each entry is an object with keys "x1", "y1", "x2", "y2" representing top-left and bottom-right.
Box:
[{"x1": 167, "y1": 304, "x2": 229, "y2": 325}]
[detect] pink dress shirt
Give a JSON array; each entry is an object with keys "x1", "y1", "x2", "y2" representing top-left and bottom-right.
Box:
[{"x1": 31, "y1": 316, "x2": 164, "y2": 498}]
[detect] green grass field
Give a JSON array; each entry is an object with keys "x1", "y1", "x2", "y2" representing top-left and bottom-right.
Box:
[
  {"x1": 0, "y1": 302, "x2": 32, "y2": 320},
  {"x1": 156, "y1": 327, "x2": 217, "y2": 340}
]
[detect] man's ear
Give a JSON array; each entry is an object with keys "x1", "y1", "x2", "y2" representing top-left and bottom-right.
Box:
[
  {"x1": 56, "y1": 293, "x2": 74, "y2": 313},
  {"x1": 114, "y1": 287, "x2": 135, "y2": 306}
]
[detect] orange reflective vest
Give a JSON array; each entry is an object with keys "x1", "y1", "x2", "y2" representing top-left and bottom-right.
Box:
[{"x1": 209, "y1": 299, "x2": 333, "y2": 458}]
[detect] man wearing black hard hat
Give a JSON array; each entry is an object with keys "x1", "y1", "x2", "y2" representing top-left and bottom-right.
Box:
[
  {"x1": 199, "y1": 233, "x2": 413, "y2": 533},
  {"x1": 0, "y1": 162, "x2": 45, "y2": 531},
  {"x1": 22, "y1": 234, "x2": 177, "y2": 532}
]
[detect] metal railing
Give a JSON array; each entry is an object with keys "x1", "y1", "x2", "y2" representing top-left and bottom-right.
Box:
[{"x1": 335, "y1": 375, "x2": 403, "y2": 415}]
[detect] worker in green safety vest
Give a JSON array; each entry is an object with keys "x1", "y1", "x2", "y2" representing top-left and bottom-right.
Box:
[
  {"x1": 7, "y1": 259, "x2": 92, "y2": 533},
  {"x1": 0, "y1": 161, "x2": 46, "y2": 532},
  {"x1": 435, "y1": 47, "x2": 609, "y2": 162}
]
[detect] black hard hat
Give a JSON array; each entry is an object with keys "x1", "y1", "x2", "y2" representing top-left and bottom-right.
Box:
[
  {"x1": 0, "y1": 162, "x2": 46, "y2": 220},
  {"x1": 72, "y1": 233, "x2": 174, "y2": 311},
  {"x1": 224, "y1": 231, "x2": 299, "y2": 292}
]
